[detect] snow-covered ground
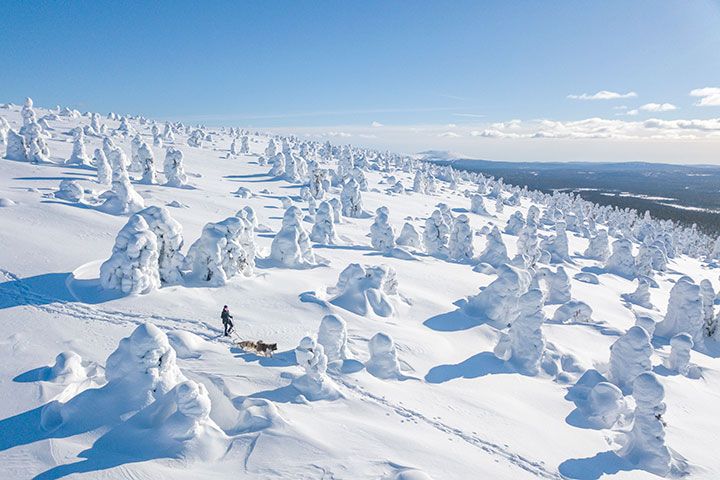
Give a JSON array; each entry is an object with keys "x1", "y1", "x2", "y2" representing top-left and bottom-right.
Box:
[{"x1": 1, "y1": 101, "x2": 720, "y2": 479}]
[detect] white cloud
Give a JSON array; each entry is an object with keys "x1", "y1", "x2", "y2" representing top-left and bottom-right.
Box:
[
  {"x1": 626, "y1": 109, "x2": 639, "y2": 116},
  {"x1": 567, "y1": 90, "x2": 638, "y2": 101},
  {"x1": 438, "y1": 131, "x2": 461, "y2": 138},
  {"x1": 639, "y1": 102, "x2": 677, "y2": 112},
  {"x1": 371, "y1": 121, "x2": 383, "y2": 127},
  {"x1": 690, "y1": 87, "x2": 720, "y2": 107}
]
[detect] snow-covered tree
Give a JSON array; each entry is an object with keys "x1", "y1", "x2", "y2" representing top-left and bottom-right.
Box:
[
  {"x1": 664, "y1": 333, "x2": 694, "y2": 376},
  {"x1": 366, "y1": 332, "x2": 401, "y2": 379},
  {"x1": 608, "y1": 325, "x2": 652, "y2": 394},
  {"x1": 448, "y1": 214, "x2": 474, "y2": 261},
  {"x1": 584, "y1": 229, "x2": 610, "y2": 261},
  {"x1": 517, "y1": 223, "x2": 540, "y2": 267},
  {"x1": 136, "y1": 206, "x2": 185, "y2": 285},
  {"x1": 55, "y1": 179, "x2": 84, "y2": 202},
  {"x1": 309, "y1": 168, "x2": 329, "y2": 200},
  {"x1": 330, "y1": 263, "x2": 398, "y2": 317},
  {"x1": 164, "y1": 147, "x2": 187, "y2": 187},
  {"x1": 465, "y1": 263, "x2": 531, "y2": 322},
  {"x1": 341, "y1": 178, "x2": 365, "y2": 218},
  {"x1": 292, "y1": 337, "x2": 340, "y2": 400},
  {"x1": 370, "y1": 208, "x2": 396, "y2": 252},
  {"x1": 494, "y1": 289, "x2": 546, "y2": 375},
  {"x1": 541, "y1": 221, "x2": 570, "y2": 263},
  {"x1": 130, "y1": 134, "x2": 143, "y2": 171},
  {"x1": 618, "y1": 372, "x2": 672, "y2": 477},
  {"x1": 396, "y1": 222, "x2": 422, "y2": 250},
  {"x1": 477, "y1": 226, "x2": 510, "y2": 268},
  {"x1": 66, "y1": 128, "x2": 91, "y2": 166},
  {"x1": 655, "y1": 276, "x2": 703, "y2": 344},
  {"x1": 137, "y1": 141, "x2": 157, "y2": 185},
  {"x1": 317, "y1": 314, "x2": 350, "y2": 364},
  {"x1": 605, "y1": 238, "x2": 636, "y2": 278},
  {"x1": 504, "y1": 211, "x2": 525, "y2": 235},
  {"x1": 269, "y1": 206, "x2": 316, "y2": 268},
  {"x1": 100, "y1": 215, "x2": 161, "y2": 295},
  {"x1": 100, "y1": 175, "x2": 146, "y2": 215},
  {"x1": 184, "y1": 216, "x2": 256, "y2": 286},
  {"x1": 622, "y1": 278, "x2": 653, "y2": 309},
  {"x1": 94, "y1": 148, "x2": 112, "y2": 185},
  {"x1": 700, "y1": 279, "x2": 715, "y2": 335},
  {"x1": 544, "y1": 266, "x2": 571, "y2": 304},
  {"x1": 310, "y1": 201, "x2": 338, "y2": 244},
  {"x1": 5, "y1": 129, "x2": 28, "y2": 161},
  {"x1": 423, "y1": 209, "x2": 450, "y2": 256}
]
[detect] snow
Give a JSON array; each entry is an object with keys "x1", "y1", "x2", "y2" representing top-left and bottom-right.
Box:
[{"x1": 2, "y1": 103, "x2": 720, "y2": 479}]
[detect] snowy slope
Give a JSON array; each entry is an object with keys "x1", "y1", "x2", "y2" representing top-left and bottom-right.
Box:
[{"x1": 1, "y1": 101, "x2": 720, "y2": 480}]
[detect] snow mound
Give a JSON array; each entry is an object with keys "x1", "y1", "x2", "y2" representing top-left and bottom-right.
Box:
[{"x1": 366, "y1": 332, "x2": 402, "y2": 379}]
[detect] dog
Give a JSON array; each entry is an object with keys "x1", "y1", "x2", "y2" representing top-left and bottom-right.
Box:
[{"x1": 237, "y1": 340, "x2": 278, "y2": 357}]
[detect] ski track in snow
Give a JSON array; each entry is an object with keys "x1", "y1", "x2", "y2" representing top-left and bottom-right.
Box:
[
  {"x1": 332, "y1": 376, "x2": 561, "y2": 479},
  {"x1": 2, "y1": 266, "x2": 560, "y2": 478}
]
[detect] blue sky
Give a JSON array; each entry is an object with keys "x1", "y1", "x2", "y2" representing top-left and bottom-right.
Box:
[{"x1": 1, "y1": 1, "x2": 719, "y2": 162}]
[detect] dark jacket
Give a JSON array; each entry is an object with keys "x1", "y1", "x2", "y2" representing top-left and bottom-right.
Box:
[{"x1": 221, "y1": 309, "x2": 233, "y2": 323}]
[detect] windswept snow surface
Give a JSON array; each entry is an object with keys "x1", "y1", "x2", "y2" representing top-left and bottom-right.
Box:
[{"x1": 1, "y1": 102, "x2": 720, "y2": 479}]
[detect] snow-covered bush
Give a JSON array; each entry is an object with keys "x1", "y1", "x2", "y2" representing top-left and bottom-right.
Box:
[
  {"x1": 136, "y1": 206, "x2": 185, "y2": 285},
  {"x1": 330, "y1": 263, "x2": 398, "y2": 317},
  {"x1": 100, "y1": 215, "x2": 161, "y2": 295},
  {"x1": 608, "y1": 325, "x2": 652, "y2": 394},
  {"x1": 504, "y1": 211, "x2": 525, "y2": 235},
  {"x1": 370, "y1": 208, "x2": 396, "y2": 252},
  {"x1": 423, "y1": 209, "x2": 449, "y2": 256},
  {"x1": 583, "y1": 381, "x2": 625, "y2": 429},
  {"x1": 544, "y1": 266, "x2": 571, "y2": 304},
  {"x1": 494, "y1": 289, "x2": 546, "y2": 375},
  {"x1": 448, "y1": 214, "x2": 474, "y2": 261},
  {"x1": 655, "y1": 276, "x2": 703, "y2": 344},
  {"x1": 184, "y1": 216, "x2": 255, "y2": 286},
  {"x1": 465, "y1": 263, "x2": 531, "y2": 322},
  {"x1": 55, "y1": 179, "x2": 84, "y2": 202},
  {"x1": 269, "y1": 206, "x2": 316, "y2": 268},
  {"x1": 317, "y1": 314, "x2": 350, "y2": 364},
  {"x1": 366, "y1": 332, "x2": 402, "y2": 379},
  {"x1": 552, "y1": 300, "x2": 593, "y2": 323},
  {"x1": 137, "y1": 141, "x2": 157, "y2": 185},
  {"x1": 164, "y1": 147, "x2": 188, "y2": 187},
  {"x1": 541, "y1": 221, "x2": 570, "y2": 263},
  {"x1": 663, "y1": 333, "x2": 694, "y2": 376},
  {"x1": 617, "y1": 372, "x2": 672, "y2": 476},
  {"x1": 5, "y1": 129, "x2": 28, "y2": 161},
  {"x1": 397, "y1": 222, "x2": 422, "y2": 250},
  {"x1": 310, "y1": 201, "x2": 338, "y2": 244}
]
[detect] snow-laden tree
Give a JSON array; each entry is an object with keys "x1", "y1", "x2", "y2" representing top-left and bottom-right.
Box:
[
  {"x1": 413, "y1": 170, "x2": 426, "y2": 194},
  {"x1": 635, "y1": 244, "x2": 655, "y2": 278},
  {"x1": 310, "y1": 201, "x2": 338, "y2": 244},
  {"x1": 540, "y1": 221, "x2": 570, "y2": 263},
  {"x1": 423, "y1": 209, "x2": 450, "y2": 256},
  {"x1": 366, "y1": 332, "x2": 402, "y2": 379},
  {"x1": 94, "y1": 148, "x2": 112, "y2": 185},
  {"x1": 396, "y1": 222, "x2": 422, "y2": 250},
  {"x1": 330, "y1": 263, "x2": 398, "y2": 317},
  {"x1": 283, "y1": 151, "x2": 307, "y2": 183},
  {"x1": 341, "y1": 178, "x2": 365, "y2": 218},
  {"x1": 477, "y1": 226, "x2": 510, "y2": 268},
  {"x1": 317, "y1": 314, "x2": 350, "y2": 364},
  {"x1": 584, "y1": 229, "x2": 610, "y2": 261},
  {"x1": 5, "y1": 129, "x2": 28, "y2": 161},
  {"x1": 494, "y1": 195, "x2": 504, "y2": 213},
  {"x1": 100, "y1": 175, "x2": 146, "y2": 215},
  {"x1": 328, "y1": 197, "x2": 342, "y2": 223},
  {"x1": 605, "y1": 238, "x2": 636, "y2": 278},
  {"x1": 164, "y1": 147, "x2": 187, "y2": 187},
  {"x1": 622, "y1": 278, "x2": 653, "y2": 309},
  {"x1": 66, "y1": 128, "x2": 91, "y2": 166},
  {"x1": 269, "y1": 206, "x2": 316, "y2": 268},
  {"x1": 137, "y1": 141, "x2": 157, "y2": 185},
  {"x1": 184, "y1": 216, "x2": 256, "y2": 286},
  {"x1": 292, "y1": 337, "x2": 340, "y2": 400},
  {"x1": 99, "y1": 215, "x2": 161, "y2": 295},
  {"x1": 700, "y1": 279, "x2": 715, "y2": 335},
  {"x1": 265, "y1": 138, "x2": 277, "y2": 158},
  {"x1": 618, "y1": 372, "x2": 672, "y2": 477},
  {"x1": 130, "y1": 134, "x2": 143, "y2": 171},
  {"x1": 655, "y1": 276, "x2": 703, "y2": 344},
  {"x1": 230, "y1": 138, "x2": 238, "y2": 155},
  {"x1": 608, "y1": 325, "x2": 652, "y2": 394},
  {"x1": 136, "y1": 206, "x2": 185, "y2": 285},
  {"x1": 465, "y1": 263, "x2": 531, "y2": 322},
  {"x1": 370, "y1": 208, "x2": 396, "y2": 252},
  {"x1": 663, "y1": 333, "x2": 694, "y2": 377},
  {"x1": 240, "y1": 135, "x2": 249, "y2": 154},
  {"x1": 517, "y1": 223, "x2": 540, "y2": 267},
  {"x1": 494, "y1": 289, "x2": 546, "y2": 375},
  {"x1": 552, "y1": 300, "x2": 593, "y2": 323},
  {"x1": 103, "y1": 138, "x2": 128, "y2": 181},
  {"x1": 448, "y1": 214, "x2": 474, "y2": 261},
  {"x1": 309, "y1": 168, "x2": 329, "y2": 200},
  {"x1": 269, "y1": 152, "x2": 286, "y2": 176},
  {"x1": 0, "y1": 116, "x2": 8, "y2": 145},
  {"x1": 504, "y1": 211, "x2": 525, "y2": 235}
]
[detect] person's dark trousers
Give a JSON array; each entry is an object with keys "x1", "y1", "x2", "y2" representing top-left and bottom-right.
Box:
[{"x1": 224, "y1": 320, "x2": 234, "y2": 336}]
